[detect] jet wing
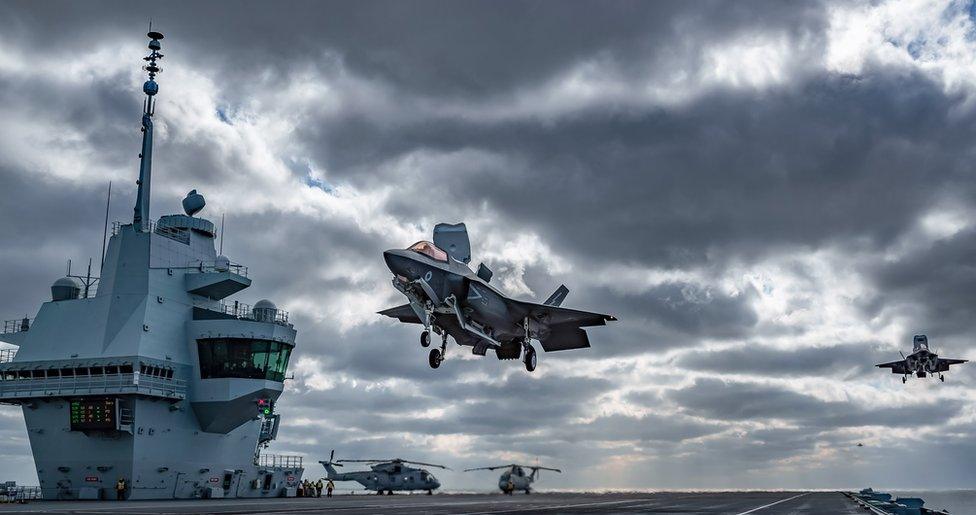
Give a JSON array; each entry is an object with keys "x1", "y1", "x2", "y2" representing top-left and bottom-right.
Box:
[
  {"x1": 507, "y1": 299, "x2": 616, "y2": 352},
  {"x1": 935, "y1": 358, "x2": 968, "y2": 372},
  {"x1": 876, "y1": 360, "x2": 909, "y2": 374},
  {"x1": 509, "y1": 299, "x2": 617, "y2": 329},
  {"x1": 378, "y1": 304, "x2": 422, "y2": 324}
]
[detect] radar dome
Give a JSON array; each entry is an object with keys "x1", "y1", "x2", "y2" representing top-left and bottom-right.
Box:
[
  {"x1": 143, "y1": 79, "x2": 159, "y2": 96},
  {"x1": 214, "y1": 255, "x2": 230, "y2": 272},
  {"x1": 182, "y1": 189, "x2": 206, "y2": 216},
  {"x1": 51, "y1": 277, "x2": 81, "y2": 302},
  {"x1": 253, "y1": 300, "x2": 278, "y2": 323}
]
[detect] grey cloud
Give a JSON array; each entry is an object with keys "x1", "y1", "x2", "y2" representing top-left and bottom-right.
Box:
[
  {"x1": 869, "y1": 227, "x2": 976, "y2": 341},
  {"x1": 2, "y1": 0, "x2": 976, "y2": 491},
  {"x1": 673, "y1": 341, "x2": 886, "y2": 377},
  {"x1": 668, "y1": 378, "x2": 964, "y2": 428}
]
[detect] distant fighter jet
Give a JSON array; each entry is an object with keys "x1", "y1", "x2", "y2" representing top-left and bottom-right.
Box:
[
  {"x1": 464, "y1": 464, "x2": 561, "y2": 494},
  {"x1": 876, "y1": 335, "x2": 968, "y2": 383},
  {"x1": 380, "y1": 223, "x2": 616, "y2": 372},
  {"x1": 319, "y1": 451, "x2": 445, "y2": 495}
]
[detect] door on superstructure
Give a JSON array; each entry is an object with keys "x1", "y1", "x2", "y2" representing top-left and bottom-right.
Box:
[{"x1": 222, "y1": 470, "x2": 235, "y2": 497}]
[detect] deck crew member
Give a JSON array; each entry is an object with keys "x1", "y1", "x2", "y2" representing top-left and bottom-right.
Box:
[{"x1": 115, "y1": 477, "x2": 126, "y2": 500}]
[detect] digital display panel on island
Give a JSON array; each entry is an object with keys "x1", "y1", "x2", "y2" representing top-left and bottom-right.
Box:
[{"x1": 69, "y1": 398, "x2": 117, "y2": 430}]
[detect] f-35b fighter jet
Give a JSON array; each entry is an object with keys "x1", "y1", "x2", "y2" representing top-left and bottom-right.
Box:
[
  {"x1": 877, "y1": 334, "x2": 968, "y2": 383},
  {"x1": 380, "y1": 223, "x2": 615, "y2": 372}
]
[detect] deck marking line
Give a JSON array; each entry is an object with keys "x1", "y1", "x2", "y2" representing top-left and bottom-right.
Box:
[
  {"x1": 458, "y1": 497, "x2": 659, "y2": 514},
  {"x1": 734, "y1": 492, "x2": 810, "y2": 515}
]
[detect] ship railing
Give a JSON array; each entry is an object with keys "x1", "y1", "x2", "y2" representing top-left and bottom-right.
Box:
[
  {"x1": 0, "y1": 372, "x2": 186, "y2": 400},
  {"x1": 1, "y1": 319, "x2": 31, "y2": 335},
  {"x1": 0, "y1": 349, "x2": 16, "y2": 364},
  {"x1": 256, "y1": 454, "x2": 303, "y2": 469},
  {"x1": 215, "y1": 301, "x2": 290, "y2": 326},
  {"x1": 0, "y1": 485, "x2": 41, "y2": 503},
  {"x1": 186, "y1": 260, "x2": 249, "y2": 278}
]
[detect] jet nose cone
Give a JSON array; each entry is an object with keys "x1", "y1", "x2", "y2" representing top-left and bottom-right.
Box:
[
  {"x1": 383, "y1": 249, "x2": 402, "y2": 272},
  {"x1": 384, "y1": 249, "x2": 416, "y2": 280}
]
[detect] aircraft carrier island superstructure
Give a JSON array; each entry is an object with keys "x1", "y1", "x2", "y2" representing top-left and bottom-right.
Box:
[{"x1": 0, "y1": 31, "x2": 304, "y2": 500}]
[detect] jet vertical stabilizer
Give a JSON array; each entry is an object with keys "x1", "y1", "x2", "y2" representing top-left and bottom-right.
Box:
[
  {"x1": 544, "y1": 285, "x2": 569, "y2": 306},
  {"x1": 433, "y1": 223, "x2": 471, "y2": 263}
]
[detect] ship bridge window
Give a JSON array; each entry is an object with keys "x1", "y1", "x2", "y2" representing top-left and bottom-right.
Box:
[
  {"x1": 197, "y1": 338, "x2": 293, "y2": 382},
  {"x1": 407, "y1": 241, "x2": 448, "y2": 262}
]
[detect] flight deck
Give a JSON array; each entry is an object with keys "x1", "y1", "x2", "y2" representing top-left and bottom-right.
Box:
[{"x1": 0, "y1": 491, "x2": 864, "y2": 514}]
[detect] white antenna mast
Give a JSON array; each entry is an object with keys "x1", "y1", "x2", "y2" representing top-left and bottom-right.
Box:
[
  {"x1": 219, "y1": 213, "x2": 225, "y2": 255},
  {"x1": 100, "y1": 181, "x2": 112, "y2": 271}
]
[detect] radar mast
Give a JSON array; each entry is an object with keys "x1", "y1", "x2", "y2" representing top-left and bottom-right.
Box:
[{"x1": 132, "y1": 29, "x2": 164, "y2": 232}]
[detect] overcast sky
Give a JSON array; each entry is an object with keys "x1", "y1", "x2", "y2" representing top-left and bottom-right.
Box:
[{"x1": 2, "y1": 0, "x2": 976, "y2": 491}]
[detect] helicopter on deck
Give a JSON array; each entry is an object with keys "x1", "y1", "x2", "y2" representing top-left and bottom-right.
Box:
[
  {"x1": 319, "y1": 451, "x2": 447, "y2": 495},
  {"x1": 464, "y1": 463, "x2": 561, "y2": 494}
]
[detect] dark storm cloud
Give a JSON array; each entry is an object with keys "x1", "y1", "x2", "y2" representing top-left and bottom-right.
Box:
[
  {"x1": 343, "y1": 70, "x2": 974, "y2": 271},
  {"x1": 668, "y1": 378, "x2": 964, "y2": 428},
  {"x1": 673, "y1": 341, "x2": 885, "y2": 377},
  {"x1": 0, "y1": 0, "x2": 827, "y2": 97},
  {"x1": 2, "y1": 0, "x2": 976, "y2": 491},
  {"x1": 618, "y1": 282, "x2": 758, "y2": 340},
  {"x1": 870, "y1": 227, "x2": 976, "y2": 341}
]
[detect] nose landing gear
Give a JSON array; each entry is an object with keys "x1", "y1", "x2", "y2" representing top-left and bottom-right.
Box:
[{"x1": 940, "y1": 374, "x2": 945, "y2": 382}]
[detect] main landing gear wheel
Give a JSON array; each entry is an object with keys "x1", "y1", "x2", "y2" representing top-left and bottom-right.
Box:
[
  {"x1": 902, "y1": 376, "x2": 907, "y2": 384},
  {"x1": 523, "y1": 345, "x2": 537, "y2": 372},
  {"x1": 429, "y1": 348, "x2": 443, "y2": 369},
  {"x1": 427, "y1": 489, "x2": 433, "y2": 495},
  {"x1": 940, "y1": 374, "x2": 945, "y2": 382},
  {"x1": 421, "y1": 330, "x2": 431, "y2": 348}
]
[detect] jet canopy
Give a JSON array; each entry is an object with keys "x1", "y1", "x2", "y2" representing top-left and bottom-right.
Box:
[
  {"x1": 913, "y1": 334, "x2": 929, "y2": 351},
  {"x1": 408, "y1": 241, "x2": 449, "y2": 262}
]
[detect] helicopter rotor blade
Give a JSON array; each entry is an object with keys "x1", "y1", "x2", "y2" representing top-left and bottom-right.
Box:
[
  {"x1": 337, "y1": 458, "x2": 450, "y2": 469},
  {"x1": 464, "y1": 464, "x2": 517, "y2": 472},
  {"x1": 531, "y1": 466, "x2": 562, "y2": 473},
  {"x1": 400, "y1": 460, "x2": 451, "y2": 470}
]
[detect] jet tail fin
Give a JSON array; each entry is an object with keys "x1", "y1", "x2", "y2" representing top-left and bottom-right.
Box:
[{"x1": 543, "y1": 285, "x2": 569, "y2": 307}]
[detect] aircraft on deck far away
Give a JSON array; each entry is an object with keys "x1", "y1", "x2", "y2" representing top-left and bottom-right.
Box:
[
  {"x1": 464, "y1": 464, "x2": 562, "y2": 494},
  {"x1": 876, "y1": 334, "x2": 968, "y2": 383},
  {"x1": 380, "y1": 223, "x2": 616, "y2": 372}
]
